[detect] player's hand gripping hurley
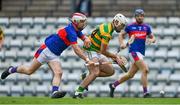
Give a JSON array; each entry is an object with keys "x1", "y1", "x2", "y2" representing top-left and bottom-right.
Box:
[{"x1": 85, "y1": 35, "x2": 135, "y2": 73}]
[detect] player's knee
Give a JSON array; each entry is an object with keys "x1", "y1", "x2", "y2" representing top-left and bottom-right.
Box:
[
  {"x1": 53, "y1": 70, "x2": 63, "y2": 76},
  {"x1": 142, "y1": 69, "x2": 149, "y2": 74},
  {"x1": 26, "y1": 69, "x2": 34, "y2": 75}
]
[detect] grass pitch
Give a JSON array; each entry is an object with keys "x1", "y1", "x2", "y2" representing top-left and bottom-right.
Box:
[{"x1": 0, "y1": 97, "x2": 180, "y2": 105}]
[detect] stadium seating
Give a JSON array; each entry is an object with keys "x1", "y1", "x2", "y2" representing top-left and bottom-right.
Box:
[
  {"x1": 0, "y1": 85, "x2": 10, "y2": 96},
  {"x1": 1, "y1": 0, "x2": 180, "y2": 17},
  {"x1": 0, "y1": 16, "x2": 180, "y2": 98}
]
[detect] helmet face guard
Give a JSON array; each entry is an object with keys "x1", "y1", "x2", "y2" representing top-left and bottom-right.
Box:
[
  {"x1": 113, "y1": 13, "x2": 128, "y2": 32},
  {"x1": 71, "y1": 13, "x2": 87, "y2": 30}
]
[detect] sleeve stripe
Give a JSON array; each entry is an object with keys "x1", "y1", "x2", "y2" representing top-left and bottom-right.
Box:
[
  {"x1": 102, "y1": 34, "x2": 112, "y2": 39},
  {"x1": 71, "y1": 42, "x2": 77, "y2": 44},
  {"x1": 80, "y1": 35, "x2": 85, "y2": 40}
]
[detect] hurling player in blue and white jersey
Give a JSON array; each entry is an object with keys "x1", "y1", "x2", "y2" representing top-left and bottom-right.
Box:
[
  {"x1": 109, "y1": 9, "x2": 156, "y2": 98},
  {"x1": 1, "y1": 13, "x2": 94, "y2": 98}
]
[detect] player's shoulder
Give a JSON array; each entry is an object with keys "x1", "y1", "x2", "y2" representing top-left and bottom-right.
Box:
[
  {"x1": 141, "y1": 23, "x2": 152, "y2": 28},
  {"x1": 99, "y1": 23, "x2": 112, "y2": 31},
  {"x1": 65, "y1": 23, "x2": 74, "y2": 30},
  {"x1": 99, "y1": 23, "x2": 107, "y2": 28},
  {"x1": 126, "y1": 22, "x2": 136, "y2": 27},
  {"x1": 66, "y1": 23, "x2": 77, "y2": 33},
  {"x1": 127, "y1": 22, "x2": 151, "y2": 28}
]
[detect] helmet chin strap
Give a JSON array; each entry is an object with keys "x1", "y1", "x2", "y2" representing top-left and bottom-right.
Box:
[
  {"x1": 69, "y1": 17, "x2": 87, "y2": 31},
  {"x1": 72, "y1": 21, "x2": 79, "y2": 28},
  {"x1": 68, "y1": 18, "x2": 79, "y2": 30}
]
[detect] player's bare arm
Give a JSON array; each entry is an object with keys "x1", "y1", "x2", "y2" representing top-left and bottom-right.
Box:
[
  {"x1": 100, "y1": 43, "x2": 123, "y2": 66},
  {"x1": 100, "y1": 43, "x2": 116, "y2": 58},
  {"x1": 71, "y1": 44, "x2": 93, "y2": 64},
  {"x1": 147, "y1": 34, "x2": 156, "y2": 44}
]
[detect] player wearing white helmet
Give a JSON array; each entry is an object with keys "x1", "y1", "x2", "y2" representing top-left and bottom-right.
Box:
[
  {"x1": 113, "y1": 13, "x2": 128, "y2": 32},
  {"x1": 71, "y1": 12, "x2": 87, "y2": 31},
  {"x1": 1, "y1": 12, "x2": 94, "y2": 98},
  {"x1": 73, "y1": 13, "x2": 128, "y2": 98}
]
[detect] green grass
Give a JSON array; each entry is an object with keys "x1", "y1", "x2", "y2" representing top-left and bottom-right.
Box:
[{"x1": 0, "y1": 97, "x2": 180, "y2": 105}]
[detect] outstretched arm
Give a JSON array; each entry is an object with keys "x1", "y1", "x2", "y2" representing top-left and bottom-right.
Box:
[
  {"x1": 79, "y1": 33, "x2": 92, "y2": 48},
  {"x1": 100, "y1": 43, "x2": 117, "y2": 59},
  {"x1": 71, "y1": 44, "x2": 90, "y2": 62},
  {"x1": 100, "y1": 41, "x2": 124, "y2": 66}
]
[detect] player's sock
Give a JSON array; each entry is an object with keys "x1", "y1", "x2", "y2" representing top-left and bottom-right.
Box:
[
  {"x1": 52, "y1": 86, "x2": 59, "y2": 93},
  {"x1": 76, "y1": 86, "x2": 85, "y2": 93},
  {"x1": 8, "y1": 66, "x2": 17, "y2": 74},
  {"x1": 51, "y1": 86, "x2": 66, "y2": 98},
  {"x1": 112, "y1": 80, "x2": 120, "y2": 88},
  {"x1": 143, "y1": 87, "x2": 147, "y2": 94}
]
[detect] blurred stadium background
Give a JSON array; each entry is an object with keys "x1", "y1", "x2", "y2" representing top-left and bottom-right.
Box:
[{"x1": 0, "y1": 0, "x2": 180, "y2": 98}]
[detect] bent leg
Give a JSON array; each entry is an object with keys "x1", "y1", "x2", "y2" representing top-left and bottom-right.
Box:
[
  {"x1": 113, "y1": 63, "x2": 138, "y2": 87},
  {"x1": 98, "y1": 58, "x2": 115, "y2": 77},
  {"x1": 135, "y1": 60, "x2": 149, "y2": 94},
  {"x1": 17, "y1": 58, "x2": 42, "y2": 75},
  {"x1": 109, "y1": 63, "x2": 138, "y2": 97},
  {"x1": 48, "y1": 60, "x2": 66, "y2": 98},
  {"x1": 80, "y1": 57, "x2": 99, "y2": 88},
  {"x1": 48, "y1": 61, "x2": 63, "y2": 91},
  {"x1": 1, "y1": 58, "x2": 41, "y2": 80}
]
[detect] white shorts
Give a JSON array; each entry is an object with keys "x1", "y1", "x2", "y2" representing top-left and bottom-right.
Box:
[
  {"x1": 34, "y1": 44, "x2": 60, "y2": 64},
  {"x1": 129, "y1": 52, "x2": 144, "y2": 63},
  {"x1": 85, "y1": 51, "x2": 108, "y2": 61}
]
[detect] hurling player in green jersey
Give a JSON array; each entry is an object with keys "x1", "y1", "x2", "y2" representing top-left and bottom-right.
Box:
[{"x1": 73, "y1": 13, "x2": 128, "y2": 98}]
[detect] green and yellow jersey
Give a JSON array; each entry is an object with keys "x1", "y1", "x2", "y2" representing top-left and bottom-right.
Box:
[{"x1": 84, "y1": 23, "x2": 114, "y2": 52}]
